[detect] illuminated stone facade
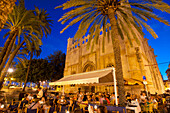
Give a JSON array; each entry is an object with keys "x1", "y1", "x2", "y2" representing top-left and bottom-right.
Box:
[
  {"x1": 0, "y1": 0, "x2": 16, "y2": 31},
  {"x1": 64, "y1": 30, "x2": 165, "y2": 94}
]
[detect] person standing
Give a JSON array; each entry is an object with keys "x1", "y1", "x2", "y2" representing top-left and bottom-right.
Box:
[
  {"x1": 110, "y1": 93, "x2": 115, "y2": 105},
  {"x1": 37, "y1": 87, "x2": 43, "y2": 99}
]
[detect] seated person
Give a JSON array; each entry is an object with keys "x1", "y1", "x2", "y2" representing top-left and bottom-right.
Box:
[
  {"x1": 131, "y1": 95, "x2": 141, "y2": 113},
  {"x1": 126, "y1": 92, "x2": 132, "y2": 103},
  {"x1": 20, "y1": 94, "x2": 29, "y2": 108},
  {"x1": 97, "y1": 105, "x2": 107, "y2": 113},
  {"x1": 57, "y1": 96, "x2": 67, "y2": 112},
  {"x1": 0, "y1": 98, "x2": 5, "y2": 109},
  {"x1": 74, "y1": 109, "x2": 83, "y2": 113},
  {"x1": 67, "y1": 97, "x2": 74, "y2": 111},
  {"x1": 79, "y1": 97, "x2": 88, "y2": 110},
  {"x1": 43, "y1": 101, "x2": 51, "y2": 113},
  {"x1": 27, "y1": 93, "x2": 34, "y2": 101},
  {"x1": 37, "y1": 87, "x2": 43, "y2": 99},
  {"x1": 104, "y1": 95, "x2": 110, "y2": 104},
  {"x1": 87, "y1": 95, "x2": 92, "y2": 102},
  {"x1": 39, "y1": 97, "x2": 46, "y2": 105},
  {"x1": 53, "y1": 95, "x2": 59, "y2": 105},
  {"x1": 28, "y1": 99, "x2": 40, "y2": 110},
  {"x1": 57, "y1": 96, "x2": 67, "y2": 104}
]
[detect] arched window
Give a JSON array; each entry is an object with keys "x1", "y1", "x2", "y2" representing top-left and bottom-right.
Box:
[
  {"x1": 71, "y1": 71, "x2": 76, "y2": 74},
  {"x1": 107, "y1": 63, "x2": 114, "y2": 67}
]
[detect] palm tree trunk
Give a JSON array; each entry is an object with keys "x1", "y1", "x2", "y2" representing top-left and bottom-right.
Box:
[
  {"x1": 22, "y1": 50, "x2": 33, "y2": 91},
  {"x1": 0, "y1": 41, "x2": 25, "y2": 90},
  {"x1": 0, "y1": 33, "x2": 17, "y2": 89},
  {"x1": 0, "y1": 33, "x2": 15, "y2": 64},
  {"x1": 0, "y1": 33, "x2": 17, "y2": 75},
  {"x1": 108, "y1": 8, "x2": 126, "y2": 106}
]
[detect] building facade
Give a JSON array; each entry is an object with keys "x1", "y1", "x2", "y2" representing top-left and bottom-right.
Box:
[
  {"x1": 0, "y1": 0, "x2": 16, "y2": 31},
  {"x1": 63, "y1": 29, "x2": 164, "y2": 94},
  {"x1": 165, "y1": 64, "x2": 170, "y2": 91}
]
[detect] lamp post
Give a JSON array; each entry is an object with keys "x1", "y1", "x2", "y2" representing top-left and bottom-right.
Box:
[
  {"x1": 8, "y1": 68, "x2": 13, "y2": 73},
  {"x1": 8, "y1": 68, "x2": 14, "y2": 87},
  {"x1": 143, "y1": 75, "x2": 148, "y2": 96}
]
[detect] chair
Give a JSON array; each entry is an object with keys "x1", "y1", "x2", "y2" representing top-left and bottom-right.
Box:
[
  {"x1": 11, "y1": 101, "x2": 22, "y2": 113},
  {"x1": 83, "y1": 106, "x2": 88, "y2": 113},
  {"x1": 123, "y1": 108, "x2": 126, "y2": 113},
  {"x1": 112, "y1": 111, "x2": 119, "y2": 113},
  {"x1": 49, "y1": 106, "x2": 55, "y2": 113},
  {"x1": 103, "y1": 100, "x2": 107, "y2": 105},
  {"x1": 148, "y1": 103, "x2": 154, "y2": 113},
  {"x1": 43, "y1": 106, "x2": 51, "y2": 113},
  {"x1": 26, "y1": 108, "x2": 39, "y2": 113}
]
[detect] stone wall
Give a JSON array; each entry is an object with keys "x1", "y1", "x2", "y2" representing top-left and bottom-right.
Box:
[{"x1": 64, "y1": 29, "x2": 165, "y2": 94}]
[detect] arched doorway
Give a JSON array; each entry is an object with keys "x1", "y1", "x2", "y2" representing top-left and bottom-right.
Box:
[
  {"x1": 82, "y1": 61, "x2": 96, "y2": 92},
  {"x1": 83, "y1": 61, "x2": 95, "y2": 72}
]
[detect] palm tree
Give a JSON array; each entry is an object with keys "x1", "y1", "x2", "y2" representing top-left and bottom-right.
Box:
[
  {"x1": 56, "y1": 0, "x2": 170, "y2": 105},
  {"x1": 0, "y1": 1, "x2": 40, "y2": 75},
  {"x1": 22, "y1": 45, "x2": 41, "y2": 91},
  {"x1": 0, "y1": 1, "x2": 52, "y2": 90},
  {"x1": 22, "y1": 7, "x2": 52, "y2": 91}
]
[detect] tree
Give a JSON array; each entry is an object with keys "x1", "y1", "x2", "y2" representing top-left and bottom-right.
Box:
[
  {"x1": 0, "y1": 1, "x2": 52, "y2": 90},
  {"x1": 22, "y1": 7, "x2": 52, "y2": 91},
  {"x1": 14, "y1": 59, "x2": 54, "y2": 84},
  {"x1": 56, "y1": 0, "x2": 170, "y2": 105},
  {"x1": 14, "y1": 50, "x2": 65, "y2": 86},
  {"x1": 22, "y1": 46, "x2": 41, "y2": 91},
  {"x1": 46, "y1": 50, "x2": 66, "y2": 81},
  {"x1": 0, "y1": 0, "x2": 16, "y2": 31}
]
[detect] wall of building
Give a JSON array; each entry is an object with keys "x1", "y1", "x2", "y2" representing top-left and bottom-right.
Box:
[{"x1": 64, "y1": 29, "x2": 165, "y2": 94}]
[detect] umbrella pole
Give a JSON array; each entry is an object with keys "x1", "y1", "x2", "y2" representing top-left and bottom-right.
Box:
[
  {"x1": 113, "y1": 68, "x2": 118, "y2": 105},
  {"x1": 62, "y1": 85, "x2": 64, "y2": 95}
]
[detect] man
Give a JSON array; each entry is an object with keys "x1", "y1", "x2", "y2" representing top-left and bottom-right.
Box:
[
  {"x1": 28, "y1": 99, "x2": 40, "y2": 110},
  {"x1": 37, "y1": 87, "x2": 43, "y2": 99},
  {"x1": 110, "y1": 93, "x2": 115, "y2": 105}
]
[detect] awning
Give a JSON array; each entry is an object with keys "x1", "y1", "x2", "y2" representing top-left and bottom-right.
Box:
[
  {"x1": 49, "y1": 67, "x2": 152, "y2": 86},
  {"x1": 124, "y1": 78, "x2": 143, "y2": 85},
  {"x1": 49, "y1": 68, "x2": 114, "y2": 85}
]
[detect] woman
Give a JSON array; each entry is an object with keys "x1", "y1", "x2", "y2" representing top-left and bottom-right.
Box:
[{"x1": 97, "y1": 105, "x2": 107, "y2": 113}]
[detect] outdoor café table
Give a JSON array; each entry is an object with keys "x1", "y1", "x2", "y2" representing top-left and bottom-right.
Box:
[
  {"x1": 126, "y1": 100, "x2": 141, "y2": 113},
  {"x1": 126, "y1": 106, "x2": 139, "y2": 113},
  {"x1": 58, "y1": 102, "x2": 68, "y2": 112},
  {"x1": 79, "y1": 103, "x2": 88, "y2": 109},
  {"x1": 89, "y1": 103, "x2": 126, "y2": 113}
]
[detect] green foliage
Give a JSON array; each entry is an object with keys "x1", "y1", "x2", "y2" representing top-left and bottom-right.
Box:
[
  {"x1": 3, "y1": 2, "x2": 52, "y2": 52},
  {"x1": 56, "y1": 0, "x2": 170, "y2": 49},
  {"x1": 46, "y1": 51, "x2": 66, "y2": 82},
  {"x1": 14, "y1": 59, "x2": 53, "y2": 83},
  {"x1": 13, "y1": 50, "x2": 66, "y2": 83}
]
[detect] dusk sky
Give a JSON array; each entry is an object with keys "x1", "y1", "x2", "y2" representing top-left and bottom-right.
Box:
[{"x1": 0, "y1": 0, "x2": 170, "y2": 80}]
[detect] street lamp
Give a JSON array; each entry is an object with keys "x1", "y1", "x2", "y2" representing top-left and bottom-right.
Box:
[
  {"x1": 8, "y1": 68, "x2": 14, "y2": 87},
  {"x1": 143, "y1": 75, "x2": 148, "y2": 96},
  {"x1": 8, "y1": 68, "x2": 14, "y2": 73}
]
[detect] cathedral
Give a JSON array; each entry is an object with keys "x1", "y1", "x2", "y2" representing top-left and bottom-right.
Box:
[{"x1": 60, "y1": 28, "x2": 165, "y2": 94}]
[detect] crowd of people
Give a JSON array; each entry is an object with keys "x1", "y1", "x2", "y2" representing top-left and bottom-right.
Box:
[{"x1": 0, "y1": 88, "x2": 169, "y2": 113}]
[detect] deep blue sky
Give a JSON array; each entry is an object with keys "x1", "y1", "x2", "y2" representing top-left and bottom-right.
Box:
[{"x1": 0, "y1": 0, "x2": 170, "y2": 80}]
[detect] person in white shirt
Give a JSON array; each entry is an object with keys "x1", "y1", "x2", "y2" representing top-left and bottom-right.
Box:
[
  {"x1": 27, "y1": 93, "x2": 34, "y2": 101},
  {"x1": 131, "y1": 95, "x2": 141, "y2": 113},
  {"x1": 140, "y1": 92, "x2": 146, "y2": 103},
  {"x1": 28, "y1": 99, "x2": 40, "y2": 110},
  {"x1": 37, "y1": 87, "x2": 43, "y2": 99}
]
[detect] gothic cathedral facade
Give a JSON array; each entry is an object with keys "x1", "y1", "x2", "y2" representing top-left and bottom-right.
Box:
[{"x1": 63, "y1": 30, "x2": 164, "y2": 94}]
